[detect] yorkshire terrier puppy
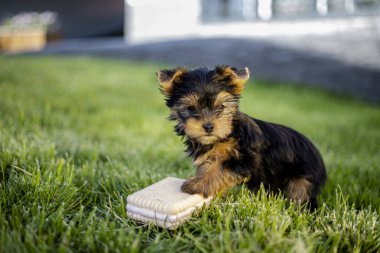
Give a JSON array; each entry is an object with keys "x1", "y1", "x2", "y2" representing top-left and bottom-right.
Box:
[{"x1": 157, "y1": 65, "x2": 327, "y2": 209}]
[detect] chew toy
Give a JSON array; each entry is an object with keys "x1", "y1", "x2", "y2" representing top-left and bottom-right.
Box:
[{"x1": 126, "y1": 177, "x2": 212, "y2": 229}]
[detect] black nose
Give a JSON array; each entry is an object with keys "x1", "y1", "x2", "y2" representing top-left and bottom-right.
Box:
[{"x1": 203, "y1": 123, "x2": 214, "y2": 133}]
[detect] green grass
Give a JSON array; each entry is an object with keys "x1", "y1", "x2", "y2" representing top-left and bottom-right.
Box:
[{"x1": 0, "y1": 56, "x2": 379, "y2": 253}]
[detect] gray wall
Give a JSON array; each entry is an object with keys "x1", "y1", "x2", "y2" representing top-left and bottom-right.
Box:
[{"x1": 0, "y1": 0, "x2": 124, "y2": 38}]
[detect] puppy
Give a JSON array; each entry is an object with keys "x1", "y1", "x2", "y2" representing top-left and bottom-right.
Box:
[{"x1": 157, "y1": 65, "x2": 327, "y2": 209}]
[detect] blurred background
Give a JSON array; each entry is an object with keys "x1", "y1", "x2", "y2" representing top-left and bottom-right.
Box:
[{"x1": 1, "y1": 0, "x2": 379, "y2": 102}]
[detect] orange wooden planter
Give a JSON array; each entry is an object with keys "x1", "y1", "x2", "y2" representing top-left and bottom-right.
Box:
[{"x1": 0, "y1": 28, "x2": 46, "y2": 53}]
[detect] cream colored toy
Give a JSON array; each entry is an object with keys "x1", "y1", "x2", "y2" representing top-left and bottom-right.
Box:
[{"x1": 126, "y1": 177, "x2": 212, "y2": 229}]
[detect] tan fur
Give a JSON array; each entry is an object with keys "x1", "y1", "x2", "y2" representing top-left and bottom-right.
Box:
[
  {"x1": 210, "y1": 114, "x2": 234, "y2": 141},
  {"x1": 193, "y1": 138, "x2": 240, "y2": 166},
  {"x1": 184, "y1": 118, "x2": 211, "y2": 143},
  {"x1": 179, "y1": 93, "x2": 199, "y2": 106},
  {"x1": 213, "y1": 91, "x2": 235, "y2": 107},
  {"x1": 286, "y1": 178, "x2": 312, "y2": 203},
  {"x1": 212, "y1": 66, "x2": 249, "y2": 95},
  {"x1": 157, "y1": 68, "x2": 187, "y2": 96},
  {"x1": 229, "y1": 79, "x2": 247, "y2": 95},
  {"x1": 182, "y1": 138, "x2": 246, "y2": 197}
]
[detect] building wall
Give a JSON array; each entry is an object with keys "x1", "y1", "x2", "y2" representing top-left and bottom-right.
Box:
[
  {"x1": 125, "y1": 0, "x2": 201, "y2": 43},
  {"x1": 125, "y1": 0, "x2": 379, "y2": 43}
]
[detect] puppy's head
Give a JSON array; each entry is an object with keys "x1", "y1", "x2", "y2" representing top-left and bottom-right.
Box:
[{"x1": 157, "y1": 65, "x2": 250, "y2": 145}]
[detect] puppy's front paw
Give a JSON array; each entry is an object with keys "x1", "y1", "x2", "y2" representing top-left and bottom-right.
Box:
[{"x1": 181, "y1": 178, "x2": 210, "y2": 197}]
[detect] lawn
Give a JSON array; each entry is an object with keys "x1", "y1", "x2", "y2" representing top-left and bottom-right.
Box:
[{"x1": 0, "y1": 56, "x2": 379, "y2": 253}]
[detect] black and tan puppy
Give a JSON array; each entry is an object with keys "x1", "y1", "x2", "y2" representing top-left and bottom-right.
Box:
[{"x1": 157, "y1": 65, "x2": 326, "y2": 209}]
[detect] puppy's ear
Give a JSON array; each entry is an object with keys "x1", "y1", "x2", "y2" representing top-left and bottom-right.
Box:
[
  {"x1": 214, "y1": 65, "x2": 250, "y2": 95},
  {"x1": 156, "y1": 67, "x2": 187, "y2": 96}
]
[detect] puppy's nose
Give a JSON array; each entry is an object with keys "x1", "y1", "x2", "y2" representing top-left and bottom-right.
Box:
[{"x1": 203, "y1": 123, "x2": 214, "y2": 133}]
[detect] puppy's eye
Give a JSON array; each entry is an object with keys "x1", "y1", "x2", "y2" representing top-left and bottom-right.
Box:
[
  {"x1": 216, "y1": 104, "x2": 225, "y2": 117},
  {"x1": 187, "y1": 106, "x2": 197, "y2": 115}
]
